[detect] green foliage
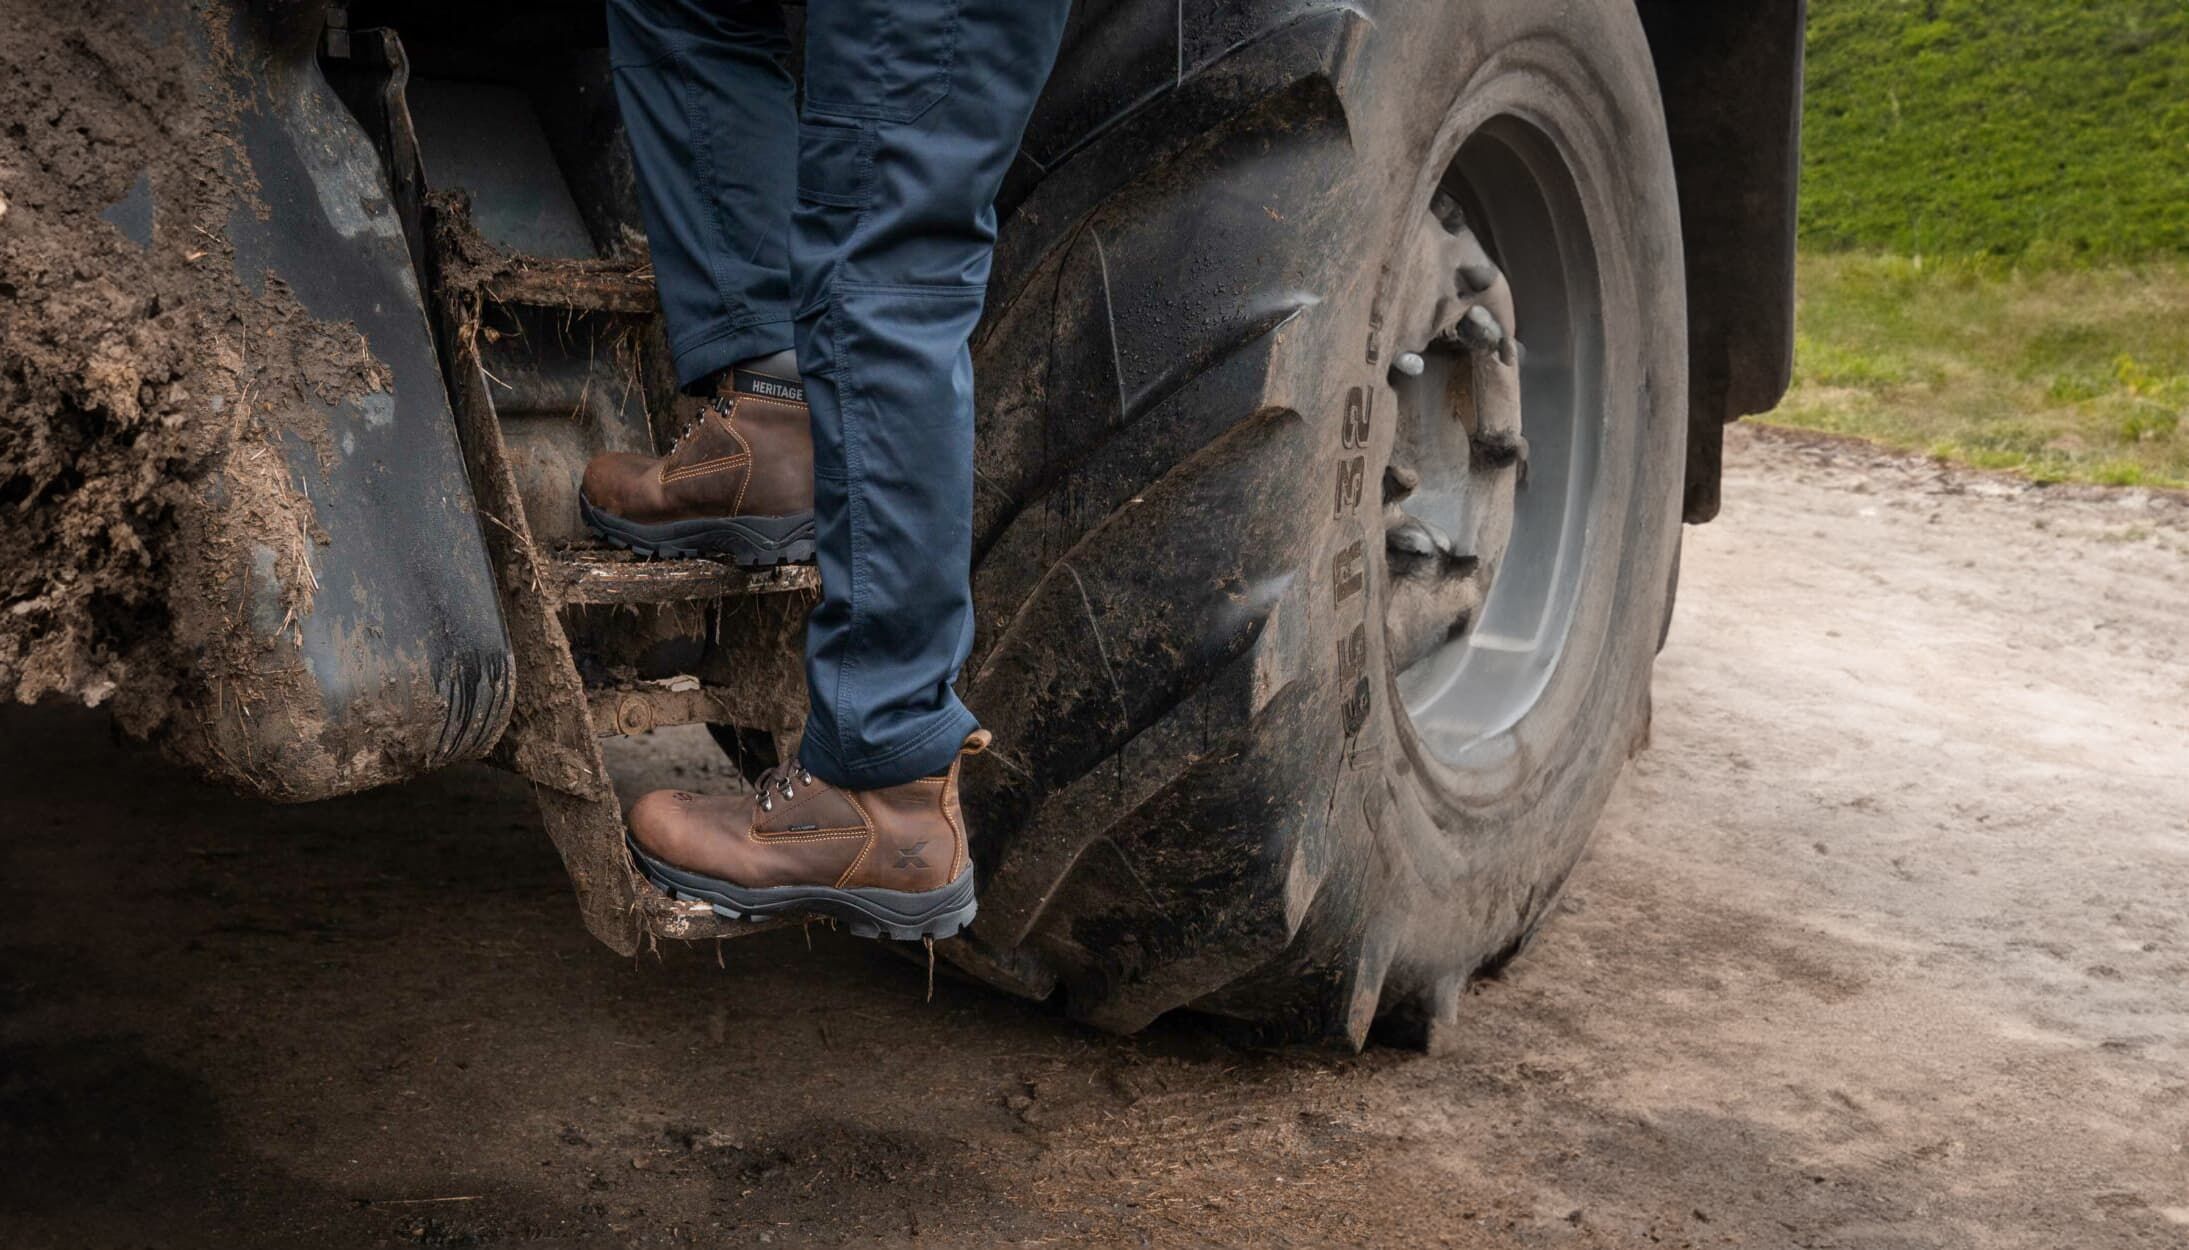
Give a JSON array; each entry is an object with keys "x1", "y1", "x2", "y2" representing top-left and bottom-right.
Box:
[
  {"x1": 1769, "y1": 254, "x2": 2189, "y2": 489},
  {"x1": 1803, "y1": 0, "x2": 2189, "y2": 259}
]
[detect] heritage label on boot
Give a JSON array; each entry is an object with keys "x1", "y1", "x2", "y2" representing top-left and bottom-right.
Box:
[{"x1": 733, "y1": 369, "x2": 806, "y2": 405}]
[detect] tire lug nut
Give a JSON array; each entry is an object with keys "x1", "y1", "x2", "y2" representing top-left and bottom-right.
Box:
[
  {"x1": 1458, "y1": 261, "x2": 1499, "y2": 294},
  {"x1": 1383, "y1": 463, "x2": 1421, "y2": 502},
  {"x1": 1387, "y1": 519, "x2": 1440, "y2": 558},
  {"x1": 1455, "y1": 305, "x2": 1504, "y2": 352},
  {"x1": 1470, "y1": 430, "x2": 1529, "y2": 471},
  {"x1": 1430, "y1": 191, "x2": 1466, "y2": 232},
  {"x1": 1393, "y1": 352, "x2": 1426, "y2": 378}
]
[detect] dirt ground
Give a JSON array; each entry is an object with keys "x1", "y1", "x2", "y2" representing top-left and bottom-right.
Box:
[{"x1": 3, "y1": 426, "x2": 2186, "y2": 1249}]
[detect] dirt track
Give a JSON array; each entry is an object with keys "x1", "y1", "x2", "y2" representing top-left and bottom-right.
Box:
[{"x1": 4, "y1": 426, "x2": 2187, "y2": 1249}]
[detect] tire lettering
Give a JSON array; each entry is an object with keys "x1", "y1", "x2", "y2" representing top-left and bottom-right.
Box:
[
  {"x1": 1332, "y1": 540, "x2": 1364, "y2": 608},
  {"x1": 1337, "y1": 622, "x2": 1367, "y2": 680},
  {"x1": 1342, "y1": 387, "x2": 1372, "y2": 450},
  {"x1": 1331, "y1": 386, "x2": 1376, "y2": 741},
  {"x1": 1333, "y1": 456, "x2": 1365, "y2": 518},
  {"x1": 1343, "y1": 677, "x2": 1373, "y2": 737}
]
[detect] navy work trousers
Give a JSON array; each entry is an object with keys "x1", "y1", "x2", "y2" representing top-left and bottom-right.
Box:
[{"x1": 606, "y1": 0, "x2": 1071, "y2": 788}]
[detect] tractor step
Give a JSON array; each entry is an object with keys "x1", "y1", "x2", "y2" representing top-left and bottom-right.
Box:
[
  {"x1": 333, "y1": 24, "x2": 810, "y2": 957},
  {"x1": 478, "y1": 259, "x2": 659, "y2": 316},
  {"x1": 549, "y1": 544, "x2": 818, "y2": 607},
  {"x1": 427, "y1": 202, "x2": 811, "y2": 954}
]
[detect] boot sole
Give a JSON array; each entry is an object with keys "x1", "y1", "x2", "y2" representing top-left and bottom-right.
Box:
[
  {"x1": 580, "y1": 495, "x2": 815, "y2": 567},
  {"x1": 630, "y1": 840, "x2": 978, "y2": 942}
]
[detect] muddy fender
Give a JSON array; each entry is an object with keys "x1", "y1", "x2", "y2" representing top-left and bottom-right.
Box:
[{"x1": 172, "y1": 1, "x2": 512, "y2": 799}]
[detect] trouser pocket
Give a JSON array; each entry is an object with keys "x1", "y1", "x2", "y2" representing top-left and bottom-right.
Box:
[{"x1": 800, "y1": 0, "x2": 963, "y2": 123}]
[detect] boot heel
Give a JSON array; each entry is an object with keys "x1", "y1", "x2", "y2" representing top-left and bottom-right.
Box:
[{"x1": 846, "y1": 897, "x2": 978, "y2": 942}]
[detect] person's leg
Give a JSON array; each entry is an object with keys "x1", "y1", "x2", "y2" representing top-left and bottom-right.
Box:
[
  {"x1": 586, "y1": 0, "x2": 814, "y2": 566},
  {"x1": 622, "y1": 0, "x2": 1070, "y2": 939},
  {"x1": 791, "y1": 0, "x2": 1073, "y2": 790},
  {"x1": 604, "y1": 0, "x2": 795, "y2": 391}
]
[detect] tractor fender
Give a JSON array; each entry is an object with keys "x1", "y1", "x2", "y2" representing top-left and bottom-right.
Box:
[
  {"x1": 165, "y1": 0, "x2": 512, "y2": 800},
  {"x1": 1638, "y1": 0, "x2": 1807, "y2": 522}
]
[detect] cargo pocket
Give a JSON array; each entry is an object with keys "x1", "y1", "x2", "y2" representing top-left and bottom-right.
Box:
[
  {"x1": 800, "y1": 0, "x2": 963, "y2": 124},
  {"x1": 796, "y1": 117, "x2": 872, "y2": 209}
]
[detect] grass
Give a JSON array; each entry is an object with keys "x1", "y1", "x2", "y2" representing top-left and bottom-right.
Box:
[
  {"x1": 1803, "y1": 0, "x2": 2189, "y2": 261},
  {"x1": 1766, "y1": 253, "x2": 2189, "y2": 490},
  {"x1": 1773, "y1": 3, "x2": 2189, "y2": 486}
]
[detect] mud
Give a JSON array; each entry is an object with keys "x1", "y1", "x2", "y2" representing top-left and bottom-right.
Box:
[
  {"x1": 429, "y1": 188, "x2": 656, "y2": 315},
  {"x1": 0, "y1": 4, "x2": 400, "y2": 772},
  {"x1": 1, "y1": 427, "x2": 2184, "y2": 1248}
]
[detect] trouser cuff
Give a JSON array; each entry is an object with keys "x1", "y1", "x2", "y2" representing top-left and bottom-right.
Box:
[
  {"x1": 797, "y1": 704, "x2": 982, "y2": 791},
  {"x1": 673, "y1": 320, "x2": 796, "y2": 395}
]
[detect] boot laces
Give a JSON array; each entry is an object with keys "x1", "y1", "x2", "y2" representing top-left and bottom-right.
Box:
[
  {"x1": 753, "y1": 758, "x2": 816, "y2": 813},
  {"x1": 668, "y1": 397, "x2": 730, "y2": 454}
]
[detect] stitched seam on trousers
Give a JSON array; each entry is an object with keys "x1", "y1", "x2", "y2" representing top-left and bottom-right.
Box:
[
  {"x1": 797, "y1": 186, "x2": 866, "y2": 208},
  {"x1": 671, "y1": 317, "x2": 796, "y2": 360},
  {"x1": 825, "y1": 290, "x2": 867, "y2": 773},
  {"x1": 829, "y1": 281, "x2": 987, "y2": 297},
  {"x1": 677, "y1": 31, "x2": 744, "y2": 336},
  {"x1": 814, "y1": 120, "x2": 872, "y2": 773},
  {"x1": 607, "y1": 48, "x2": 677, "y2": 72},
  {"x1": 804, "y1": 0, "x2": 962, "y2": 125}
]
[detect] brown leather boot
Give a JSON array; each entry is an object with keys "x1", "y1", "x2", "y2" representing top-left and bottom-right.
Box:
[
  {"x1": 626, "y1": 731, "x2": 990, "y2": 940},
  {"x1": 579, "y1": 367, "x2": 816, "y2": 566}
]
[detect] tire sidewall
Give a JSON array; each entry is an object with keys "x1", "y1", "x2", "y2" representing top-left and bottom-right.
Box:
[{"x1": 1301, "y1": 1, "x2": 1689, "y2": 969}]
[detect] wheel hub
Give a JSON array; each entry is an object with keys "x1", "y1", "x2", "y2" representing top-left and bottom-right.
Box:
[{"x1": 1382, "y1": 120, "x2": 1606, "y2": 765}]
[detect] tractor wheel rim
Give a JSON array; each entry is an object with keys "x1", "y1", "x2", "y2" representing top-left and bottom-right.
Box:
[{"x1": 1384, "y1": 115, "x2": 1607, "y2": 766}]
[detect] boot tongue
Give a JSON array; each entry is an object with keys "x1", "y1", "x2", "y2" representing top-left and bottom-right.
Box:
[{"x1": 755, "y1": 758, "x2": 816, "y2": 797}]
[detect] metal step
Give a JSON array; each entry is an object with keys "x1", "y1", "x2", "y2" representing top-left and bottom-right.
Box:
[
  {"x1": 479, "y1": 259, "x2": 659, "y2": 316},
  {"x1": 429, "y1": 207, "x2": 808, "y2": 953},
  {"x1": 346, "y1": 24, "x2": 796, "y2": 955},
  {"x1": 548, "y1": 545, "x2": 819, "y2": 606}
]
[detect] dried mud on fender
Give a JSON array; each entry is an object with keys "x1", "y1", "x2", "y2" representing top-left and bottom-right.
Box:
[{"x1": 0, "y1": 5, "x2": 401, "y2": 778}]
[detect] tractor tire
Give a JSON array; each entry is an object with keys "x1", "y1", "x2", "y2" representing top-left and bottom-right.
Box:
[{"x1": 952, "y1": 0, "x2": 1688, "y2": 1050}]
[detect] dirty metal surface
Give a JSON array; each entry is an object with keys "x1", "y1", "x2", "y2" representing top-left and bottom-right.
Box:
[
  {"x1": 549, "y1": 547, "x2": 820, "y2": 606},
  {"x1": 438, "y1": 268, "x2": 646, "y2": 953},
  {"x1": 429, "y1": 219, "x2": 804, "y2": 954},
  {"x1": 174, "y1": 3, "x2": 515, "y2": 800},
  {"x1": 483, "y1": 262, "x2": 660, "y2": 315},
  {"x1": 587, "y1": 679, "x2": 731, "y2": 738},
  {"x1": 444, "y1": 327, "x2": 775, "y2": 951}
]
